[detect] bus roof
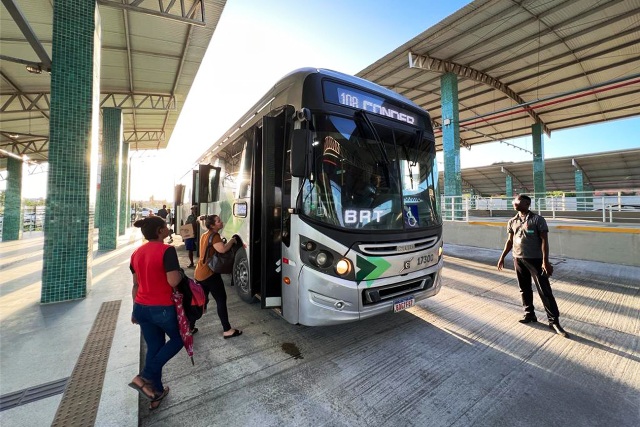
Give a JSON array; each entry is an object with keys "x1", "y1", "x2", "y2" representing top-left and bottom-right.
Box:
[{"x1": 195, "y1": 68, "x2": 429, "y2": 166}]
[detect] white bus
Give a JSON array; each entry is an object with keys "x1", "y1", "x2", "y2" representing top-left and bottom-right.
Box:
[{"x1": 175, "y1": 68, "x2": 443, "y2": 326}]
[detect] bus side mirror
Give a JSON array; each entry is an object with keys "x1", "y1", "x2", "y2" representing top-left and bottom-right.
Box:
[{"x1": 291, "y1": 128, "x2": 311, "y2": 177}]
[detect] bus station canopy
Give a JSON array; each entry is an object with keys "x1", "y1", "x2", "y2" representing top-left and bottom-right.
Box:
[
  {"x1": 438, "y1": 149, "x2": 640, "y2": 196},
  {"x1": 0, "y1": 0, "x2": 226, "y2": 164},
  {"x1": 358, "y1": 0, "x2": 640, "y2": 151}
]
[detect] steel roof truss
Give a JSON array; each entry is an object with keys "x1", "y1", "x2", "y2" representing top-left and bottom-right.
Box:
[
  {"x1": 97, "y1": 0, "x2": 206, "y2": 26},
  {"x1": 124, "y1": 130, "x2": 166, "y2": 143},
  {"x1": 100, "y1": 93, "x2": 177, "y2": 110},
  {"x1": 1, "y1": 92, "x2": 177, "y2": 112}
]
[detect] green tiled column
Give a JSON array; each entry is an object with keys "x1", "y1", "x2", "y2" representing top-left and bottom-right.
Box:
[
  {"x1": 532, "y1": 123, "x2": 546, "y2": 209},
  {"x1": 119, "y1": 142, "x2": 130, "y2": 235},
  {"x1": 575, "y1": 169, "x2": 585, "y2": 211},
  {"x1": 95, "y1": 153, "x2": 100, "y2": 229},
  {"x1": 2, "y1": 157, "x2": 23, "y2": 241},
  {"x1": 505, "y1": 175, "x2": 513, "y2": 198},
  {"x1": 42, "y1": 0, "x2": 101, "y2": 303},
  {"x1": 441, "y1": 72, "x2": 462, "y2": 219},
  {"x1": 98, "y1": 108, "x2": 123, "y2": 249}
]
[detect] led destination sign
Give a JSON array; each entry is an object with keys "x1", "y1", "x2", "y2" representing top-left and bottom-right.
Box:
[{"x1": 323, "y1": 81, "x2": 418, "y2": 125}]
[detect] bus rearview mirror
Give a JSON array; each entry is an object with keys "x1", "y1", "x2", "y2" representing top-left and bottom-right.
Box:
[{"x1": 291, "y1": 129, "x2": 311, "y2": 177}]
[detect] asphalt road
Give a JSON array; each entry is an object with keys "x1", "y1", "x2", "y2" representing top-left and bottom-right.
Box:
[{"x1": 142, "y1": 244, "x2": 639, "y2": 427}]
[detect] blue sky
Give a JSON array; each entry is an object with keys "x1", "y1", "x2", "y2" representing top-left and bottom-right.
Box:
[
  {"x1": 159, "y1": 0, "x2": 638, "y2": 194},
  {"x1": 15, "y1": 0, "x2": 640, "y2": 199}
]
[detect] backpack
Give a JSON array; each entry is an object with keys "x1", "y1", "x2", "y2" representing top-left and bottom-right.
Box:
[
  {"x1": 177, "y1": 271, "x2": 207, "y2": 323},
  {"x1": 188, "y1": 278, "x2": 206, "y2": 308}
]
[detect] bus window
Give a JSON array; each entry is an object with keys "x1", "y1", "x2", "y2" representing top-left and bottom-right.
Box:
[{"x1": 236, "y1": 132, "x2": 253, "y2": 199}]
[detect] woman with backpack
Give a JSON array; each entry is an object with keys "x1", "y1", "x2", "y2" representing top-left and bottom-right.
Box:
[
  {"x1": 128, "y1": 216, "x2": 182, "y2": 410},
  {"x1": 194, "y1": 214, "x2": 242, "y2": 339}
]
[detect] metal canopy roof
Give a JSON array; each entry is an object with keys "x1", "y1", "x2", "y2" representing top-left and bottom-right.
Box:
[
  {"x1": 358, "y1": 0, "x2": 640, "y2": 151},
  {"x1": 438, "y1": 148, "x2": 640, "y2": 196},
  {"x1": 0, "y1": 0, "x2": 226, "y2": 164}
]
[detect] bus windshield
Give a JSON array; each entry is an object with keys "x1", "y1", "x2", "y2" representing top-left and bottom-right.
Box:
[{"x1": 302, "y1": 113, "x2": 441, "y2": 230}]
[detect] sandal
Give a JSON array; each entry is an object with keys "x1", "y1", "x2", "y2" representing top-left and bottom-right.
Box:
[
  {"x1": 223, "y1": 329, "x2": 242, "y2": 339},
  {"x1": 149, "y1": 386, "x2": 170, "y2": 411},
  {"x1": 128, "y1": 375, "x2": 155, "y2": 400}
]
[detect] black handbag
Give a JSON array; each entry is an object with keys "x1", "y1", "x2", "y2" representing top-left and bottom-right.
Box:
[{"x1": 206, "y1": 233, "x2": 234, "y2": 274}]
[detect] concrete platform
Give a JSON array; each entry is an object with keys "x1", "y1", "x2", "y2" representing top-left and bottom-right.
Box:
[{"x1": 0, "y1": 231, "x2": 638, "y2": 426}]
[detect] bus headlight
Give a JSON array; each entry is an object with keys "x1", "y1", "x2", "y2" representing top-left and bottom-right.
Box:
[
  {"x1": 335, "y1": 258, "x2": 351, "y2": 276},
  {"x1": 314, "y1": 251, "x2": 332, "y2": 268},
  {"x1": 299, "y1": 235, "x2": 355, "y2": 280}
]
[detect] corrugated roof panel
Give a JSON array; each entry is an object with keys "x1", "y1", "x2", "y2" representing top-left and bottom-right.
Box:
[{"x1": 0, "y1": 0, "x2": 227, "y2": 161}]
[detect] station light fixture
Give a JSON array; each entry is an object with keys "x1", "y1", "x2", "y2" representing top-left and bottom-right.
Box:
[{"x1": 26, "y1": 65, "x2": 42, "y2": 74}]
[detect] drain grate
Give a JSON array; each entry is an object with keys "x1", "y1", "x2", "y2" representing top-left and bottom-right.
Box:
[
  {"x1": 50, "y1": 300, "x2": 121, "y2": 427},
  {"x1": 0, "y1": 378, "x2": 68, "y2": 412}
]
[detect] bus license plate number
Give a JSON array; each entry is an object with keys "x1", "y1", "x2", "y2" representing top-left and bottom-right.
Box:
[{"x1": 393, "y1": 296, "x2": 415, "y2": 313}]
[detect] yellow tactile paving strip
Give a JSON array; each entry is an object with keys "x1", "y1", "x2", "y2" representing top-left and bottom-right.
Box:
[{"x1": 51, "y1": 300, "x2": 121, "y2": 427}]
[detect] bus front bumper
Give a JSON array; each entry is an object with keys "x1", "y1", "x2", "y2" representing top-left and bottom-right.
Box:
[{"x1": 297, "y1": 258, "x2": 443, "y2": 326}]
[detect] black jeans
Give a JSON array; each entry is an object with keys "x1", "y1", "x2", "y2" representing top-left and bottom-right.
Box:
[
  {"x1": 514, "y1": 257, "x2": 560, "y2": 323},
  {"x1": 198, "y1": 273, "x2": 232, "y2": 332}
]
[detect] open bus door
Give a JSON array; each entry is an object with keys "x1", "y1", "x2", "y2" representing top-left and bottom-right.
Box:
[{"x1": 255, "y1": 114, "x2": 286, "y2": 309}]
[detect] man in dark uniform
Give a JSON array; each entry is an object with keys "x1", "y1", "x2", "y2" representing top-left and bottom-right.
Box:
[
  {"x1": 157, "y1": 204, "x2": 168, "y2": 220},
  {"x1": 497, "y1": 194, "x2": 569, "y2": 338}
]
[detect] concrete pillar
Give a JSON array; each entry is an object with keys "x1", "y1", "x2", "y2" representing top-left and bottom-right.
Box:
[
  {"x1": 119, "y1": 142, "x2": 130, "y2": 235},
  {"x1": 532, "y1": 122, "x2": 546, "y2": 209},
  {"x1": 441, "y1": 72, "x2": 462, "y2": 219},
  {"x1": 2, "y1": 157, "x2": 23, "y2": 241},
  {"x1": 505, "y1": 175, "x2": 513, "y2": 198},
  {"x1": 98, "y1": 108, "x2": 123, "y2": 250},
  {"x1": 42, "y1": 0, "x2": 101, "y2": 303}
]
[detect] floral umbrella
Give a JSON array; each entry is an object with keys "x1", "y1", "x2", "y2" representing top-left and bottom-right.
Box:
[{"x1": 171, "y1": 290, "x2": 194, "y2": 365}]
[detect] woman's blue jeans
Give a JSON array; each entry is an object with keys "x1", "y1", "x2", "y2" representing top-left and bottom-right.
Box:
[{"x1": 133, "y1": 303, "x2": 183, "y2": 393}]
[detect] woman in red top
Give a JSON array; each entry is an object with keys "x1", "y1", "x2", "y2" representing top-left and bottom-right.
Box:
[
  {"x1": 128, "y1": 216, "x2": 182, "y2": 410},
  {"x1": 194, "y1": 214, "x2": 242, "y2": 338}
]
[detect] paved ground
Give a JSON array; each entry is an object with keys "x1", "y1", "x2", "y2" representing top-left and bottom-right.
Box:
[{"x1": 1, "y1": 231, "x2": 638, "y2": 426}]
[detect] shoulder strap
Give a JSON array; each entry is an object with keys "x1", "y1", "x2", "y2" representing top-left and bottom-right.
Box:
[{"x1": 207, "y1": 231, "x2": 219, "y2": 256}]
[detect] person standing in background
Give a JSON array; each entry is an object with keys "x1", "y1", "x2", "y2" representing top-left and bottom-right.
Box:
[
  {"x1": 157, "y1": 204, "x2": 168, "y2": 220},
  {"x1": 184, "y1": 206, "x2": 198, "y2": 268},
  {"x1": 166, "y1": 208, "x2": 174, "y2": 244}
]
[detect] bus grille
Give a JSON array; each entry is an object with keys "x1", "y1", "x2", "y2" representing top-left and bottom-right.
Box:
[
  {"x1": 357, "y1": 236, "x2": 439, "y2": 256},
  {"x1": 362, "y1": 274, "x2": 435, "y2": 305}
]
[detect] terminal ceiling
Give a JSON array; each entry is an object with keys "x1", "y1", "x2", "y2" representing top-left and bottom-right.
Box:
[
  {"x1": 438, "y1": 148, "x2": 640, "y2": 196},
  {"x1": 357, "y1": 0, "x2": 640, "y2": 152},
  {"x1": 0, "y1": 0, "x2": 226, "y2": 166}
]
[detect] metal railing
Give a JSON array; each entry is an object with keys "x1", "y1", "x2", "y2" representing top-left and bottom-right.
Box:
[{"x1": 441, "y1": 195, "x2": 640, "y2": 223}]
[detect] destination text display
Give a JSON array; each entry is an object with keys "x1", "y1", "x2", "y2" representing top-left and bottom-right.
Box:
[{"x1": 323, "y1": 81, "x2": 418, "y2": 125}]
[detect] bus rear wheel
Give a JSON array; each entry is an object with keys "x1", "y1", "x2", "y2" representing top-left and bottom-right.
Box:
[{"x1": 233, "y1": 248, "x2": 256, "y2": 303}]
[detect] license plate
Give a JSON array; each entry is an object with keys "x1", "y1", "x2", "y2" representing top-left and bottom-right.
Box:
[{"x1": 393, "y1": 296, "x2": 415, "y2": 313}]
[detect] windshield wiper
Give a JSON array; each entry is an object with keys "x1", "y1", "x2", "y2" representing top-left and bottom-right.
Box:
[
  {"x1": 354, "y1": 110, "x2": 391, "y2": 165},
  {"x1": 402, "y1": 130, "x2": 423, "y2": 189}
]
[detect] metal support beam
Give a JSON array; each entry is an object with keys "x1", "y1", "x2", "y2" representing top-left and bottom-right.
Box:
[
  {"x1": 1, "y1": 0, "x2": 52, "y2": 71},
  {"x1": 409, "y1": 52, "x2": 551, "y2": 136},
  {"x1": 501, "y1": 166, "x2": 530, "y2": 193},
  {"x1": 572, "y1": 158, "x2": 593, "y2": 185}
]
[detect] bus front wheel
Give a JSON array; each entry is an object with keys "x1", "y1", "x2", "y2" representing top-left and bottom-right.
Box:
[{"x1": 233, "y1": 248, "x2": 257, "y2": 303}]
